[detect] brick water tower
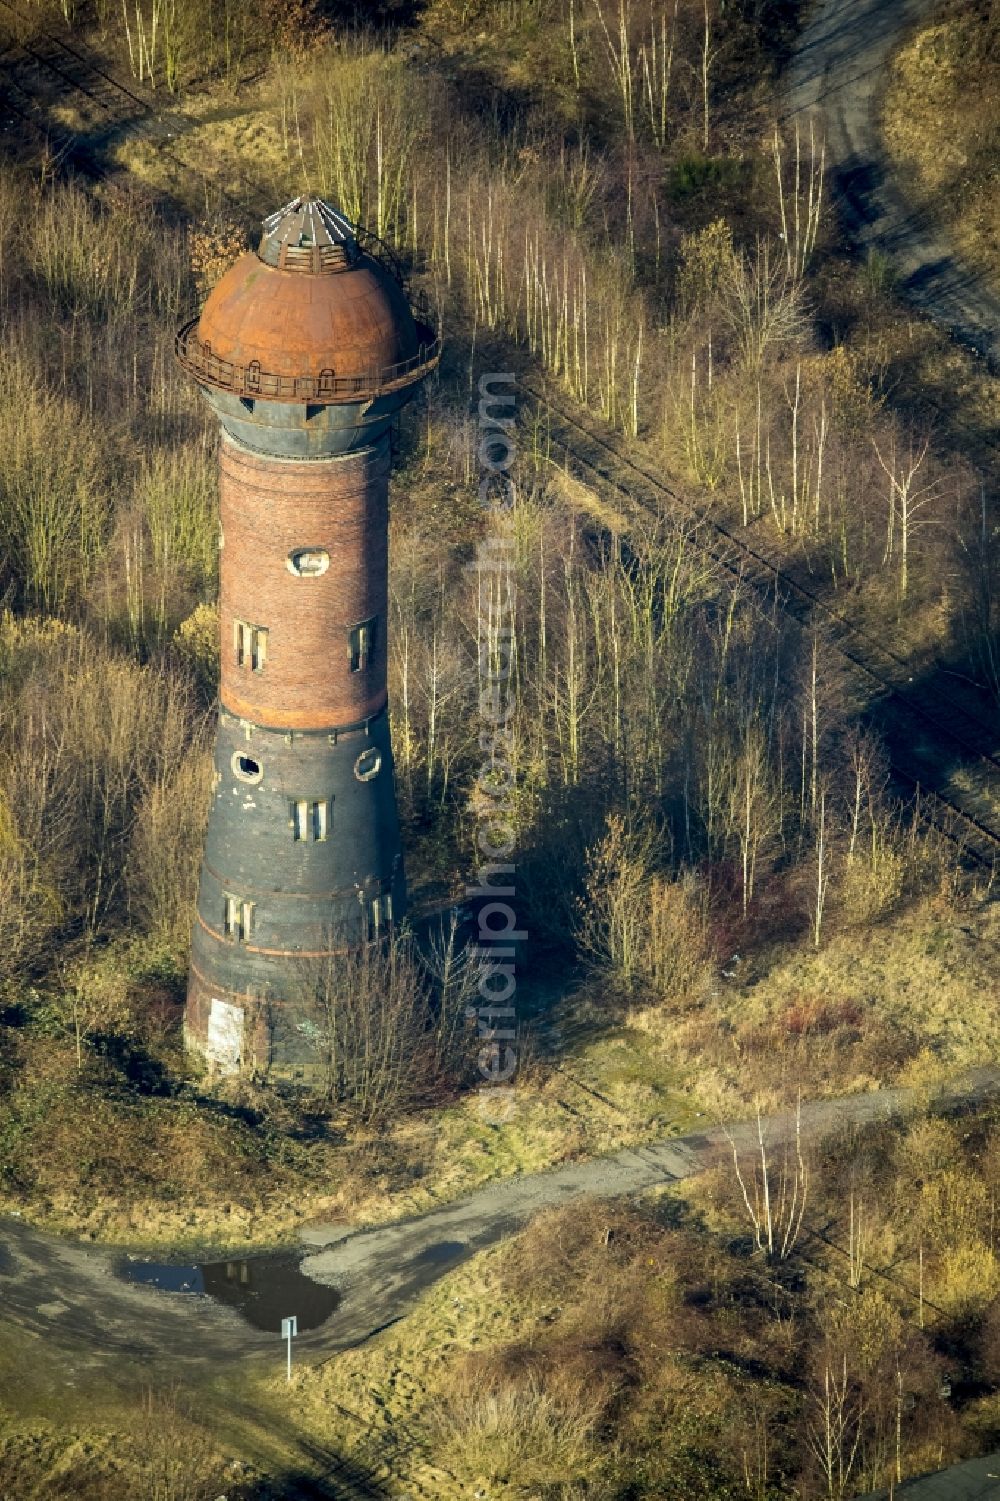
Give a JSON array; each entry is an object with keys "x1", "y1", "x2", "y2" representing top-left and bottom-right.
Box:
[{"x1": 175, "y1": 196, "x2": 439, "y2": 1077}]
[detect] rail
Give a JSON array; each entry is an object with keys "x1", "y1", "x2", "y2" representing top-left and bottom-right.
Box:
[
  {"x1": 526, "y1": 380, "x2": 1000, "y2": 870},
  {"x1": 175, "y1": 318, "x2": 440, "y2": 403}
]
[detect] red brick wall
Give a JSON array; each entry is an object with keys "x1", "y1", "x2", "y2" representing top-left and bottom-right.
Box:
[{"x1": 219, "y1": 434, "x2": 390, "y2": 731}]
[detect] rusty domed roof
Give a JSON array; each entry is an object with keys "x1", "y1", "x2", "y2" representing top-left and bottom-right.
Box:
[{"x1": 175, "y1": 198, "x2": 439, "y2": 404}]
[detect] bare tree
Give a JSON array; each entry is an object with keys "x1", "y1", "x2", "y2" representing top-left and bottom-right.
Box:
[
  {"x1": 807, "y1": 1354, "x2": 865, "y2": 1501},
  {"x1": 709, "y1": 716, "x2": 781, "y2": 916},
  {"x1": 847, "y1": 1178, "x2": 870, "y2": 1290},
  {"x1": 873, "y1": 430, "x2": 939, "y2": 600},
  {"x1": 724, "y1": 1098, "x2": 809, "y2": 1260},
  {"x1": 421, "y1": 909, "x2": 479, "y2": 1081},
  {"x1": 772, "y1": 119, "x2": 826, "y2": 282},
  {"x1": 638, "y1": 0, "x2": 678, "y2": 148},
  {"x1": 843, "y1": 727, "x2": 888, "y2": 866},
  {"x1": 700, "y1": 0, "x2": 720, "y2": 150},
  {"x1": 575, "y1": 810, "x2": 657, "y2": 989},
  {"x1": 724, "y1": 237, "x2": 806, "y2": 374},
  {"x1": 812, "y1": 780, "x2": 830, "y2": 948},
  {"x1": 592, "y1": 0, "x2": 635, "y2": 141}
]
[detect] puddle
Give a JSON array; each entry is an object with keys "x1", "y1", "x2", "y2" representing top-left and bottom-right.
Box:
[
  {"x1": 116, "y1": 1250, "x2": 340, "y2": 1333},
  {"x1": 411, "y1": 1240, "x2": 467, "y2": 1268}
]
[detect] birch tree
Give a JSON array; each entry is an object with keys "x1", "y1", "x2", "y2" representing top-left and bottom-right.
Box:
[
  {"x1": 873, "y1": 431, "x2": 939, "y2": 600},
  {"x1": 725, "y1": 1099, "x2": 809, "y2": 1261}
]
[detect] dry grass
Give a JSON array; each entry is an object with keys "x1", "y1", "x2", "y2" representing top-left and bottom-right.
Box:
[
  {"x1": 884, "y1": 0, "x2": 1000, "y2": 278},
  {"x1": 286, "y1": 1202, "x2": 661, "y2": 1496},
  {"x1": 0, "y1": 1398, "x2": 254, "y2": 1501},
  {"x1": 428, "y1": 1379, "x2": 604, "y2": 1488},
  {"x1": 0, "y1": 997, "x2": 696, "y2": 1252},
  {"x1": 284, "y1": 1175, "x2": 977, "y2": 1497},
  {"x1": 624, "y1": 884, "x2": 1000, "y2": 1116},
  {"x1": 8, "y1": 868, "x2": 993, "y2": 1252}
]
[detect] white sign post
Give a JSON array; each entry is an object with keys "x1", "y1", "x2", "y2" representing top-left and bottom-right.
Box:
[{"x1": 281, "y1": 1315, "x2": 298, "y2": 1381}]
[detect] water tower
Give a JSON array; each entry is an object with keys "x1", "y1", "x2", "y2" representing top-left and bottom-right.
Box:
[{"x1": 176, "y1": 196, "x2": 439, "y2": 1077}]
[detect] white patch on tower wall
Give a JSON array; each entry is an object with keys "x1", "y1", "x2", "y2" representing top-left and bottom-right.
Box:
[{"x1": 206, "y1": 997, "x2": 244, "y2": 1073}]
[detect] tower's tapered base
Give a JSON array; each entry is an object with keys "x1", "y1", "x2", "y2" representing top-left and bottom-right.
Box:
[{"x1": 186, "y1": 706, "x2": 405, "y2": 1079}]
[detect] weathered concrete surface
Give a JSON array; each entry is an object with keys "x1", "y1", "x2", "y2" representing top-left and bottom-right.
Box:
[
  {"x1": 861, "y1": 1450, "x2": 1000, "y2": 1499},
  {"x1": 2, "y1": 1069, "x2": 998, "y2": 1372},
  {"x1": 299, "y1": 1068, "x2": 1000, "y2": 1347},
  {"x1": 785, "y1": 0, "x2": 1000, "y2": 366}
]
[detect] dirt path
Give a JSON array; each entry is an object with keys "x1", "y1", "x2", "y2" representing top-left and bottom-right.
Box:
[
  {"x1": 2, "y1": 1068, "x2": 997, "y2": 1376},
  {"x1": 786, "y1": 0, "x2": 1000, "y2": 366},
  {"x1": 861, "y1": 1448, "x2": 1000, "y2": 1498},
  {"x1": 298, "y1": 1068, "x2": 999, "y2": 1333}
]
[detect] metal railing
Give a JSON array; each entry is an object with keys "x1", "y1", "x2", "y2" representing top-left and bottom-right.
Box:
[{"x1": 175, "y1": 318, "x2": 441, "y2": 403}]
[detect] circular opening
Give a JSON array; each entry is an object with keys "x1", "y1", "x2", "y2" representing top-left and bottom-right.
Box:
[
  {"x1": 232, "y1": 753, "x2": 263, "y2": 784},
  {"x1": 287, "y1": 548, "x2": 330, "y2": 578},
  {"x1": 354, "y1": 748, "x2": 382, "y2": 783}
]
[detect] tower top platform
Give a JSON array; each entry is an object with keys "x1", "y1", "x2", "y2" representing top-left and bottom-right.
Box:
[{"x1": 258, "y1": 196, "x2": 359, "y2": 273}]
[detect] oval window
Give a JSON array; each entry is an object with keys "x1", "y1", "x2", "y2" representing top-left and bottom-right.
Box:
[
  {"x1": 287, "y1": 548, "x2": 330, "y2": 577},
  {"x1": 232, "y1": 752, "x2": 263, "y2": 784},
  {"x1": 354, "y1": 747, "x2": 382, "y2": 783}
]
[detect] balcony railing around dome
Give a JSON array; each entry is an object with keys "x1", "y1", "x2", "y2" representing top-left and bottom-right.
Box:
[{"x1": 175, "y1": 319, "x2": 441, "y2": 403}]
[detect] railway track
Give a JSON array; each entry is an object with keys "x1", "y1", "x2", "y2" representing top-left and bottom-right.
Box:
[
  {"x1": 0, "y1": 45, "x2": 105, "y2": 179},
  {"x1": 0, "y1": 0, "x2": 144, "y2": 104},
  {"x1": 0, "y1": 0, "x2": 178, "y2": 185},
  {"x1": 11, "y1": 28, "x2": 146, "y2": 117},
  {"x1": 524, "y1": 378, "x2": 1000, "y2": 870}
]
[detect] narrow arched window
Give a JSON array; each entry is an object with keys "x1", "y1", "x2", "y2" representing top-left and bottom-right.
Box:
[
  {"x1": 291, "y1": 798, "x2": 331, "y2": 841},
  {"x1": 348, "y1": 616, "x2": 377, "y2": 673},
  {"x1": 223, "y1": 895, "x2": 255, "y2": 942},
  {"x1": 234, "y1": 620, "x2": 267, "y2": 672}
]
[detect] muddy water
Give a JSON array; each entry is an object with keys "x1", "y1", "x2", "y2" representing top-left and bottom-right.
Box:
[{"x1": 116, "y1": 1250, "x2": 340, "y2": 1332}]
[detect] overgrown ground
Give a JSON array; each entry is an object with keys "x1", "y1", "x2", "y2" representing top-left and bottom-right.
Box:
[
  {"x1": 884, "y1": 0, "x2": 1000, "y2": 284},
  {"x1": 0, "y1": 967, "x2": 699, "y2": 1252},
  {"x1": 0, "y1": 0, "x2": 995, "y2": 1261},
  {"x1": 4, "y1": 879, "x2": 999, "y2": 1252},
  {"x1": 0, "y1": 1363, "x2": 263, "y2": 1501},
  {"x1": 277, "y1": 1103, "x2": 1000, "y2": 1497}
]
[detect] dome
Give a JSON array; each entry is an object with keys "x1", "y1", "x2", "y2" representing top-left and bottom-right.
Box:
[{"x1": 176, "y1": 197, "x2": 438, "y2": 404}]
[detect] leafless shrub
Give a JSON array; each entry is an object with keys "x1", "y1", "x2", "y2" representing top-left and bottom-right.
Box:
[
  {"x1": 428, "y1": 1375, "x2": 603, "y2": 1487},
  {"x1": 724, "y1": 237, "x2": 806, "y2": 373},
  {"x1": 722, "y1": 1099, "x2": 809, "y2": 1261},
  {"x1": 293, "y1": 937, "x2": 433, "y2": 1122},
  {"x1": 0, "y1": 617, "x2": 206, "y2": 959},
  {"x1": 125, "y1": 743, "x2": 214, "y2": 961}
]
